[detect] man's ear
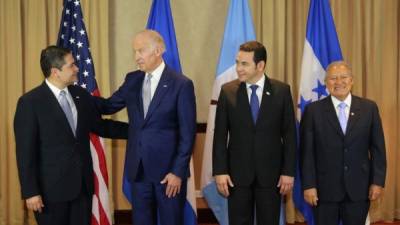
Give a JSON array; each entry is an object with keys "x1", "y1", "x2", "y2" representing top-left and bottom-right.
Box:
[
  {"x1": 50, "y1": 67, "x2": 60, "y2": 77},
  {"x1": 154, "y1": 46, "x2": 163, "y2": 57},
  {"x1": 257, "y1": 61, "x2": 266, "y2": 72}
]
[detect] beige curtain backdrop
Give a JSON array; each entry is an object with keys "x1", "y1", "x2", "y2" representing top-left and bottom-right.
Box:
[
  {"x1": 0, "y1": 0, "x2": 112, "y2": 224},
  {"x1": 1, "y1": 0, "x2": 399, "y2": 224}
]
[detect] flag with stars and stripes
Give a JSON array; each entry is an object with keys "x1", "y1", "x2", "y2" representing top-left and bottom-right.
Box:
[{"x1": 57, "y1": 1, "x2": 111, "y2": 225}]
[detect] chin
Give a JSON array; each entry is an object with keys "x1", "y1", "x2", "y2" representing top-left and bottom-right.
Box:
[{"x1": 238, "y1": 77, "x2": 246, "y2": 82}]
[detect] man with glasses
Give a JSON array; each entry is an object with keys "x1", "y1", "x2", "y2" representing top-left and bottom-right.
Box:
[{"x1": 300, "y1": 61, "x2": 387, "y2": 225}]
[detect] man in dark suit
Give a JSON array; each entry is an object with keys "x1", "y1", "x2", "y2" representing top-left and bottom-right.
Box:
[
  {"x1": 94, "y1": 30, "x2": 196, "y2": 225},
  {"x1": 300, "y1": 61, "x2": 386, "y2": 225},
  {"x1": 14, "y1": 46, "x2": 128, "y2": 225},
  {"x1": 212, "y1": 41, "x2": 297, "y2": 225}
]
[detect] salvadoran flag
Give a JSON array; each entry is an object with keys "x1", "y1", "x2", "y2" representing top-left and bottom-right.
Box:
[
  {"x1": 201, "y1": 1, "x2": 285, "y2": 225},
  {"x1": 295, "y1": 0, "x2": 370, "y2": 225},
  {"x1": 122, "y1": 0, "x2": 197, "y2": 224}
]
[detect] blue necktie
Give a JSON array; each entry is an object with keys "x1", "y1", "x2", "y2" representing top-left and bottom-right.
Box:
[
  {"x1": 250, "y1": 85, "x2": 259, "y2": 124},
  {"x1": 142, "y1": 74, "x2": 153, "y2": 117},
  {"x1": 59, "y1": 90, "x2": 75, "y2": 136},
  {"x1": 338, "y1": 102, "x2": 348, "y2": 134}
]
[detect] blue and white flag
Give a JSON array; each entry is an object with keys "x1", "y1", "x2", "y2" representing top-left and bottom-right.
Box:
[
  {"x1": 295, "y1": 1, "x2": 371, "y2": 224},
  {"x1": 122, "y1": 1, "x2": 197, "y2": 225},
  {"x1": 201, "y1": 1, "x2": 284, "y2": 225},
  {"x1": 201, "y1": 1, "x2": 255, "y2": 224},
  {"x1": 294, "y1": 0, "x2": 344, "y2": 225}
]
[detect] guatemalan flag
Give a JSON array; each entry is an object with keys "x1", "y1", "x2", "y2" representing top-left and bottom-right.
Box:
[
  {"x1": 121, "y1": 0, "x2": 198, "y2": 224},
  {"x1": 201, "y1": 1, "x2": 286, "y2": 225},
  {"x1": 57, "y1": 0, "x2": 112, "y2": 225}
]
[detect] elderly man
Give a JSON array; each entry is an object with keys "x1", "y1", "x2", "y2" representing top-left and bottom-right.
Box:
[
  {"x1": 95, "y1": 30, "x2": 196, "y2": 225},
  {"x1": 300, "y1": 61, "x2": 386, "y2": 225}
]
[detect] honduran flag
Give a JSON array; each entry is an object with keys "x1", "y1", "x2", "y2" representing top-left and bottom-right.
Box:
[{"x1": 293, "y1": 0, "x2": 372, "y2": 225}]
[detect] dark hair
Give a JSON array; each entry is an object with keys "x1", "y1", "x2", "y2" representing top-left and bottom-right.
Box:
[
  {"x1": 239, "y1": 41, "x2": 267, "y2": 67},
  {"x1": 40, "y1": 46, "x2": 71, "y2": 78}
]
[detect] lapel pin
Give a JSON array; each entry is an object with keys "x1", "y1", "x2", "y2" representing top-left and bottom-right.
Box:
[
  {"x1": 351, "y1": 112, "x2": 355, "y2": 116},
  {"x1": 163, "y1": 84, "x2": 168, "y2": 88},
  {"x1": 75, "y1": 96, "x2": 80, "y2": 99},
  {"x1": 266, "y1": 91, "x2": 271, "y2": 95}
]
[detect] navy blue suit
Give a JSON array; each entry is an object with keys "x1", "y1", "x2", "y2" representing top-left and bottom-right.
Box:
[{"x1": 96, "y1": 65, "x2": 196, "y2": 225}]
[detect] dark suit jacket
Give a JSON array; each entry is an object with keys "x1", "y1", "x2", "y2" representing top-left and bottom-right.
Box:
[
  {"x1": 300, "y1": 95, "x2": 386, "y2": 202},
  {"x1": 213, "y1": 76, "x2": 297, "y2": 187},
  {"x1": 95, "y1": 65, "x2": 197, "y2": 183},
  {"x1": 14, "y1": 82, "x2": 128, "y2": 202}
]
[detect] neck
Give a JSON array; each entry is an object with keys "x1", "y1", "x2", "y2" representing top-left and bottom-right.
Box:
[
  {"x1": 146, "y1": 60, "x2": 163, "y2": 74},
  {"x1": 47, "y1": 76, "x2": 68, "y2": 90},
  {"x1": 248, "y1": 73, "x2": 264, "y2": 84}
]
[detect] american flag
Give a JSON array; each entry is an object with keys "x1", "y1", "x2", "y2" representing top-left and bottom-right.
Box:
[{"x1": 57, "y1": 0, "x2": 112, "y2": 225}]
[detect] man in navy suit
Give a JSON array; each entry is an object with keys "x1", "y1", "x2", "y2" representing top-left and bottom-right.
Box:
[
  {"x1": 300, "y1": 61, "x2": 386, "y2": 225},
  {"x1": 95, "y1": 30, "x2": 196, "y2": 225}
]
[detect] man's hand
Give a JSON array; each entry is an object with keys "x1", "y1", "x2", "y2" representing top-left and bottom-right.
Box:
[
  {"x1": 160, "y1": 173, "x2": 182, "y2": 198},
  {"x1": 277, "y1": 175, "x2": 294, "y2": 195},
  {"x1": 26, "y1": 195, "x2": 44, "y2": 213},
  {"x1": 369, "y1": 184, "x2": 383, "y2": 201},
  {"x1": 215, "y1": 174, "x2": 234, "y2": 197},
  {"x1": 304, "y1": 188, "x2": 318, "y2": 206}
]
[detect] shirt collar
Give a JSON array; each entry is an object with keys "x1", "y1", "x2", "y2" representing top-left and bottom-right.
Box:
[
  {"x1": 246, "y1": 74, "x2": 265, "y2": 90},
  {"x1": 331, "y1": 93, "x2": 352, "y2": 108},
  {"x1": 146, "y1": 61, "x2": 165, "y2": 82},
  {"x1": 45, "y1": 79, "x2": 70, "y2": 97}
]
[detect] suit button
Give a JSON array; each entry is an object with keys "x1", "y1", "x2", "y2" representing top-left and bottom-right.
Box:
[
  {"x1": 344, "y1": 165, "x2": 348, "y2": 171},
  {"x1": 139, "y1": 142, "x2": 142, "y2": 147},
  {"x1": 344, "y1": 148, "x2": 348, "y2": 153}
]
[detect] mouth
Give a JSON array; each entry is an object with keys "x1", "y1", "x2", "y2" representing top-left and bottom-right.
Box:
[{"x1": 333, "y1": 85, "x2": 347, "y2": 90}]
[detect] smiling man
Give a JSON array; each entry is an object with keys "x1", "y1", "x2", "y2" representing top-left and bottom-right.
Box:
[
  {"x1": 213, "y1": 41, "x2": 297, "y2": 225},
  {"x1": 14, "y1": 46, "x2": 128, "y2": 225},
  {"x1": 300, "y1": 61, "x2": 387, "y2": 225}
]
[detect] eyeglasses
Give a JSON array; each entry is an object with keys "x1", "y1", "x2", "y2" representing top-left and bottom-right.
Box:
[{"x1": 326, "y1": 74, "x2": 352, "y2": 82}]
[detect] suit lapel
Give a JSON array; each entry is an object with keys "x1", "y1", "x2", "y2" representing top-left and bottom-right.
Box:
[
  {"x1": 41, "y1": 82, "x2": 76, "y2": 139},
  {"x1": 137, "y1": 73, "x2": 146, "y2": 119},
  {"x1": 346, "y1": 95, "x2": 361, "y2": 135},
  {"x1": 144, "y1": 67, "x2": 172, "y2": 123},
  {"x1": 324, "y1": 96, "x2": 344, "y2": 137},
  {"x1": 237, "y1": 82, "x2": 255, "y2": 128},
  {"x1": 256, "y1": 75, "x2": 273, "y2": 127}
]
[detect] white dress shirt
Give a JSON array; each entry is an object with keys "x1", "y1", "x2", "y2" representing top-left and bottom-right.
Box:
[
  {"x1": 246, "y1": 75, "x2": 265, "y2": 106},
  {"x1": 45, "y1": 79, "x2": 78, "y2": 129},
  {"x1": 331, "y1": 94, "x2": 352, "y2": 119},
  {"x1": 144, "y1": 61, "x2": 165, "y2": 100}
]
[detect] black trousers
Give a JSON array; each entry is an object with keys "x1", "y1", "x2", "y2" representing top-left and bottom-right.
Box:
[
  {"x1": 228, "y1": 180, "x2": 281, "y2": 225},
  {"x1": 313, "y1": 195, "x2": 370, "y2": 225},
  {"x1": 34, "y1": 191, "x2": 92, "y2": 225}
]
